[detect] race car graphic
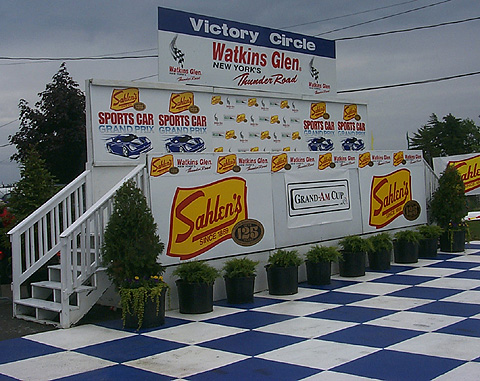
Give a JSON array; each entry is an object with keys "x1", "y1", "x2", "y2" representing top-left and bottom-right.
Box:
[
  {"x1": 342, "y1": 137, "x2": 365, "y2": 151},
  {"x1": 105, "y1": 134, "x2": 152, "y2": 159},
  {"x1": 308, "y1": 137, "x2": 334, "y2": 151},
  {"x1": 165, "y1": 135, "x2": 206, "y2": 153}
]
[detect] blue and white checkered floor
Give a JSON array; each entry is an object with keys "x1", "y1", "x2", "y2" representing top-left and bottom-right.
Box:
[{"x1": 1, "y1": 245, "x2": 480, "y2": 380}]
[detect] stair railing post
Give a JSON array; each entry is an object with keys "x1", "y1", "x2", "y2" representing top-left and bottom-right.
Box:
[{"x1": 59, "y1": 235, "x2": 73, "y2": 328}]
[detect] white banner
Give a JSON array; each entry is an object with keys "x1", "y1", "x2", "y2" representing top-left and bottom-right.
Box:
[
  {"x1": 157, "y1": 7, "x2": 336, "y2": 96},
  {"x1": 285, "y1": 169, "x2": 352, "y2": 228},
  {"x1": 433, "y1": 153, "x2": 480, "y2": 195}
]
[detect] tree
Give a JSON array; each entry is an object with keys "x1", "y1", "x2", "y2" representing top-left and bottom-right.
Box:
[
  {"x1": 410, "y1": 113, "x2": 480, "y2": 166},
  {"x1": 8, "y1": 150, "x2": 57, "y2": 222},
  {"x1": 9, "y1": 63, "x2": 86, "y2": 184}
]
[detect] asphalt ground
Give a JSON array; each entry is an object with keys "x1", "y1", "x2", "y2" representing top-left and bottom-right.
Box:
[{"x1": 0, "y1": 294, "x2": 122, "y2": 341}]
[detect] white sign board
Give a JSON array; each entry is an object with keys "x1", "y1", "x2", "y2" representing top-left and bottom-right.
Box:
[
  {"x1": 87, "y1": 80, "x2": 368, "y2": 166},
  {"x1": 157, "y1": 7, "x2": 336, "y2": 96}
]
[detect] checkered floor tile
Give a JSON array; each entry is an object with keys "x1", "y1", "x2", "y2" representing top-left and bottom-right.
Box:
[{"x1": 1, "y1": 244, "x2": 480, "y2": 380}]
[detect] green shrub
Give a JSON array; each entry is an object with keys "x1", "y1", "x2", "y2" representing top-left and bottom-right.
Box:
[
  {"x1": 338, "y1": 235, "x2": 372, "y2": 253},
  {"x1": 223, "y1": 257, "x2": 259, "y2": 278},
  {"x1": 268, "y1": 249, "x2": 303, "y2": 268},
  {"x1": 394, "y1": 229, "x2": 422, "y2": 243},
  {"x1": 417, "y1": 225, "x2": 443, "y2": 239},
  {"x1": 305, "y1": 245, "x2": 342, "y2": 263},
  {"x1": 368, "y1": 233, "x2": 393, "y2": 252},
  {"x1": 173, "y1": 261, "x2": 220, "y2": 284}
]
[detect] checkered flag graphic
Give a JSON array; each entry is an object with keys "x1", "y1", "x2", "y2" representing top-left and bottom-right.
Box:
[
  {"x1": 309, "y1": 57, "x2": 319, "y2": 82},
  {"x1": 170, "y1": 35, "x2": 185, "y2": 67}
]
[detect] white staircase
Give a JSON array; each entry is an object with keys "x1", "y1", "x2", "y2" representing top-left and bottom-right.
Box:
[{"x1": 8, "y1": 165, "x2": 149, "y2": 328}]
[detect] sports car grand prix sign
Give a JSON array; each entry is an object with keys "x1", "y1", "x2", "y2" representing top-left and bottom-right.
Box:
[{"x1": 157, "y1": 7, "x2": 336, "y2": 96}]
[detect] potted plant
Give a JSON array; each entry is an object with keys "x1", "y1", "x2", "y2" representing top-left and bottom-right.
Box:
[
  {"x1": 222, "y1": 257, "x2": 259, "y2": 304},
  {"x1": 338, "y1": 235, "x2": 372, "y2": 277},
  {"x1": 430, "y1": 165, "x2": 468, "y2": 252},
  {"x1": 173, "y1": 260, "x2": 220, "y2": 314},
  {"x1": 266, "y1": 249, "x2": 302, "y2": 295},
  {"x1": 393, "y1": 229, "x2": 421, "y2": 263},
  {"x1": 417, "y1": 225, "x2": 443, "y2": 258},
  {"x1": 102, "y1": 180, "x2": 168, "y2": 330},
  {"x1": 305, "y1": 245, "x2": 341, "y2": 285},
  {"x1": 367, "y1": 232, "x2": 393, "y2": 271}
]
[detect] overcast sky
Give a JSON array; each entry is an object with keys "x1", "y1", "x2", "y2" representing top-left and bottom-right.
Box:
[{"x1": 1, "y1": 0, "x2": 479, "y2": 185}]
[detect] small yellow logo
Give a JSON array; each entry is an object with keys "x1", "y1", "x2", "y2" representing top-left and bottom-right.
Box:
[{"x1": 110, "y1": 88, "x2": 139, "y2": 111}]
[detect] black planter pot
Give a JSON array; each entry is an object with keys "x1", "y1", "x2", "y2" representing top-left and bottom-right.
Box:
[
  {"x1": 419, "y1": 237, "x2": 438, "y2": 258},
  {"x1": 394, "y1": 240, "x2": 419, "y2": 263},
  {"x1": 176, "y1": 280, "x2": 214, "y2": 314},
  {"x1": 306, "y1": 260, "x2": 331, "y2": 285},
  {"x1": 368, "y1": 249, "x2": 391, "y2": 271},
  {"x1": 224, "y1": 276, "x2": 255, "y2": 304},
  {"x1": 339, "y1": 251, "x2": 366, "y2": 277},
  {"x1": 124, "y1": 288, "x2": 166, "y2": 329},
  {"x1": 266, "y1": 265, "x2": 298, "y2": 295},
  {"x1": 440, "y1": 230, "x2": 465, "y2": 252}
]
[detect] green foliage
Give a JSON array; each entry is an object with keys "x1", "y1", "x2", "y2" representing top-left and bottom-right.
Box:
[
  {"x1": 339, "y1": 235, "x2": 372, "y2": 253},
  {"x1": 102, "y1": 179, "x2": 164, "y2": 289},
  {"x1": 410, "y1": 113, "x2": 480, "y2": 166},
  {"x1": 417, "y1": 224, "x2": 443, "y2": 239},
  {"x1": 394, "y1": 229, "x2": 421, "y2": 243},
  {"x1": 268, "y1": 249, "x2": 303, "y2": 268},
  {"x1": 8, "y1": 150, "x2": 57, "y2": 222},
  {"x1": 173, "y1": 261, "x2": 220, "y2": 284},
  {"x1": 120, "y1": 282, "x2": 166, "y2": 331},
  {"x1": 223, "y1": 257, "x2": 259, "y2": 278},
  {"x1": 10, "y1": 63, "x2": 86, "y2": 184},
  {"x1": 430, "y1": 165, "x2": 467, "y2": 229},
  {"x1": 368, "y1": 233, "x2": 393, "y2": 252},
  {"x1": 305, "y1": 245, "x2": 342, "y2": 263}
]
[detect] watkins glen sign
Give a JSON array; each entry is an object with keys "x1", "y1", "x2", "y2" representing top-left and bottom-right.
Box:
[
  {"x1": 157, "y1": 7, "x2": 336, "y2": 96},
  {"x1": 369, "y1": 169, "x2": 412, "y2": 229}
]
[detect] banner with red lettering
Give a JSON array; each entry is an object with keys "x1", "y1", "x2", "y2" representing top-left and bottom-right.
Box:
[
  {"x1": 359, "y1": 162, "x2": 427, "y2": 233},
  {"x1": 148, "y1": 156, "x2": 275, "y2": 264},
  {"x1": 434, "y1": 153, "x2": 480, "y2": 195}
]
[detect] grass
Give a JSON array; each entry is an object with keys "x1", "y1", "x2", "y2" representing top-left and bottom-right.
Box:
[{"x1": 467, "y1": 221, "x2": 480, "y2": 240}]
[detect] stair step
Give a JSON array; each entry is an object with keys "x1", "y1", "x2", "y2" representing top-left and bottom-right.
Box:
[
  {"x1": 30, "y1": 281, "x2": 95, "y2": 293},
  {"x1": 15, "y1": 314, "x2": 61, "y2": 328},
  {"x1": 15, "y1": 298, "x2": 79, "y2": 312},
  {"x1": 31, "y1": 281, "x2": 61, "y2": 290}
]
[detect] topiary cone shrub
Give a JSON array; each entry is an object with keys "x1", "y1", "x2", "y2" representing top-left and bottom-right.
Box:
[{"x1": 102, "y1": 179, "x2": 167, "y2": 330}]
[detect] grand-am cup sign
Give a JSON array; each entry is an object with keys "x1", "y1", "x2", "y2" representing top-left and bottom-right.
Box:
[
  {"x1": 369, "y1": 169, "x2": 412, "y2": 229},
  {"x1": 157, "y1": 7, "x2": 336, "y2": 96},
  {"x1": 448, "y1": 155, "x2": 480, "y2": 193},
  {"x1": 167, "y1": 177, "x2": 248, "y2": 259}
]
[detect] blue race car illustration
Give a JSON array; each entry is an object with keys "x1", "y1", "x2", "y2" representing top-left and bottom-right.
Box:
[
  {"x1": 342, "y1": 137, "x2": 365, "y2": 151},
  {"x1": 105, "y1": 134, "x2": 152, "y2": 158},
  {"x1": 307, "y1": 137, "x2": 334, "y2": 151},
  {"x1": 165, "y1": 135, "x2": 205, "y2": 153}
]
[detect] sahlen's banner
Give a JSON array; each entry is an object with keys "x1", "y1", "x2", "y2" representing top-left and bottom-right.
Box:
[
  {"x1": 434, "y1": 153, "x2": 480, "y2": 195},
  {"x1": 157, "y1": 7, "x2": 336, "y2": 96},
  {"x1": 148, "y1": 154, "x2": 275, "y2": 264},
  {"x1": 285, "y1": 169, "x2": 352, "y2": 228},
  {"x1": 359, "y1": 152, "x2": 427, "y2": 232}
]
